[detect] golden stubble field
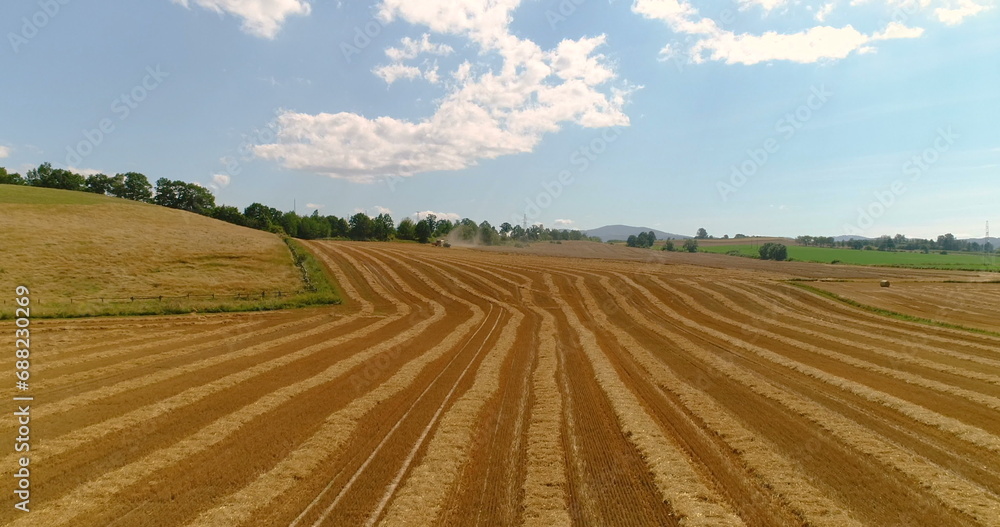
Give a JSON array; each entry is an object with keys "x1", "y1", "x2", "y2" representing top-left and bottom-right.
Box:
[
  {"x1": 0, "y1": 185, "x2": 302, "y2": 313},
  {"x1": 2, "y1": 240, "x2": 999, "y2": 526}
]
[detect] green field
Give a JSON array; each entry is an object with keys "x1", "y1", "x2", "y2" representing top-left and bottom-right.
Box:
[{"x1": 701, "y1": 244, "x2": 999, "y2": 271}]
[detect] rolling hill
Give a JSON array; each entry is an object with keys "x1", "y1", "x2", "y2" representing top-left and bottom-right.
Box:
[
  {"x1": 0, "y1": 184, "x2": 306, "y2": 315},
  {"x1": 584, "y1": 224, "x2": 690, "y2": 242}
]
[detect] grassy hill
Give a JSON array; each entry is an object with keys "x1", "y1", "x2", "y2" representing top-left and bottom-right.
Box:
[{"x1": 0, "y1": 185, "x2": 336, "y2": 317}]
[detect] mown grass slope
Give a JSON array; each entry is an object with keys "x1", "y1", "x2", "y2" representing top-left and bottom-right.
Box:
[{"x1": 0, "y1": 185, "x2": 331, "y2": 317}]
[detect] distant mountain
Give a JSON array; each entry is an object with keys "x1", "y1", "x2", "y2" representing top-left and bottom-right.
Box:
[
  {"x1": 834, "y1": 235, "x2": 873, "y2": 242},
  {"x1": 584, "y1": 225, "x2": 690, "y2": 242}
]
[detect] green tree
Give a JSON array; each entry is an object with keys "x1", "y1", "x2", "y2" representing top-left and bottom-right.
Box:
[
  {"x1": 279, "y1": 211, "x2": 300, "y2": 238},
  {"x1": 695, "y1": 228, "x2": 709, "y2": 239},
  {"x1": 479, "y1": 220, "x2": 499, "y2": 245},
  {"x1": 211, "y1": 205, "x2": 247, "y2": 226},
  {"x1": 25, "y1": 163, "x2": 86, "y2": 191},
  {"x1": 244, "y1": 202, "x2": 282, "y2": 230},
  {"x1": 349, "y1": 212, "x2": 374, "y2": 240},
  {"x1": 85, "y1": 173, "x2": 116, "y2": 194},
  {"x1": 328, "y1": 216, "x2": 349, "y2": 238},
  {"x1": 662, "y1": 240, "x2": 675, "y2": 251},
  {"x1": 937, "y1": 233, "x2": 958, "y2": 251},
  {"x1": 397, "y1": 217, "x2": 417, "y2": 240},
  {"x1": 373, "y1": 213, "x2": 395, "y2": 241},
  {"x1": 116, "y1": 172, "x2": 153, "y2": 202},
  {"x1": 635, "y1": 232, "x2": 650, "y2": 248},
  {"x1": 298, "y1": 210, "x2": 331, "y2": 239},
  {"x1": 759, "y1": 243, "x2": 788, "y2": 261},
  {"x1": 626, "y1": 234, "x2": 638, "y2": 247},
  {"x1": 683, "y1": 238, "x2": 699, "y2": 252},
  {"x1": 415, "y1": 219, "x2": 432, "y2": 243},
  {"x1": 154, "y1": 178, "x2": 216, "y2": 214},
  {"x1": 433, "y1": 219, "x2": 454, "y2": 237},
  {"x1": 0, "y1": 167, "x2": 25, "y2": 185}
]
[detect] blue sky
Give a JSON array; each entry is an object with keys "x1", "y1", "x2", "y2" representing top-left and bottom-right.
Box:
[{"x1": 2, "y1": 0, "x2": 997, "y2": 238}]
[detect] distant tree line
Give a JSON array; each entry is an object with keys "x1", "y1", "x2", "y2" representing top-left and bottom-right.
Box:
[
  {"x1": 1, "y1": 163, "x2": 598, "y2": 245},
  {"x1": 798, "y1": 233, "x2": 994, "y2": 254}
]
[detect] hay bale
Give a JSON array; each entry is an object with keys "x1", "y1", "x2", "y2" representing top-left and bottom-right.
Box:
[{"x1": 880, "y1": 280, "x2": 890, "y2": 288}]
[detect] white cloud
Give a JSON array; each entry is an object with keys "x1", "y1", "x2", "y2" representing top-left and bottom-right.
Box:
[
  {"x1": 554, "y1": 218, "x2": 575, "y2": 226},
  {"x1": 374, "y1": 205, "x2": 393, "y2": 215},
  {"x1": 172, "y1": 0, "x2": 311, "y2": 39},
  {"x1": 872, "y1": 21, "x2": 925, "y2": 39},
  {"x1": 254, "y1": 1, "x2": 633, "y2": 182},
  {"x1": 737, "y1": 0, "x2": 791, "y2": 13},
  {"x1": 691, "y1": 25, "x2": 923, "y2": 65},
  {"x1": 211, "y1": 173, "x2": 231, "y2": 189},
  {"x1": 935, "y1": 0, "x2": 993, "y2": 24},
  {"x1": 373, "y1": 63, "x2": 424, "y2": 84},
  {"x1": 306, "y1": 202, "x2": 324, "y2": 209},
  {"x1": 373, "y1": 62, "x2": 443, "y2": 85},
  {"x1": 415, "y1": 210, "x2": 461, "y2": 221},
  {"x1": 385, "y1": 33, "x2": 454, "y2": 61},
  {"x1": 66, "y1": 166, "x2": 103, "y2": 177},
  {"x1": 377, "y1": 0, "x2": 518, "y2": 47},
  {"x1": 815, "y1": 1, "x2": 836, "y2": 21},
  {"x1": 0, "y1": 145, "x2": 10, "y2": 158},
  {"x1": 634, "y1": 0, "x2": 926, "y2": 65}
]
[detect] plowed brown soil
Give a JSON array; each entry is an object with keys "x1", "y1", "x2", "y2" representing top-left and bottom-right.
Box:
[{"x1": 5, "y1": 241, "x2": 999, "y2": 526}]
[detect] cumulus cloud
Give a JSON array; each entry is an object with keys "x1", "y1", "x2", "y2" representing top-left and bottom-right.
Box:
[
  {"x1": 935, "y1": 0, "x2": 993, "y2": 24},
  {"x1": 415, "y1": 210, "x2": 461, "y2": 221},
  {"x1": 633, "y1": 0, "x2": 962, "y2": 66},
  {"x1": 211, "y1": 173, "x2": 232, "y2": 189},
  {"x1": 374, "y1": 205, "x2": 393, "y2": 215},
  {"x1": 385, "y1": 33, "x2": 454, "y2": 61},
  {"x1": 306, "y1": 202, "x2": 324, "y2": 209},
  {"x1": 737, "y1": 0, "x2": 791, "y2": 12},
  {"x1": 690, "y1": 25, "x2": 919, "y2": 65},
  {"x1": 66, "y1": 166, "x2": 103, "y2": 176},
  {"x1": 172, "y1": 0, "x2": 311, "y2": 39},
  {"x1": 815, "y1": 1, "x2": 836, "y2": 21},
  {"x1": 0, "y1": 145, "x2": 10, "y2": 158},
  {"x1": 554, "y1": 218, "x2": 575, "y2": 226},
  {"x1": 254, "y1": 0, "x2": 634, "y2": 182}
]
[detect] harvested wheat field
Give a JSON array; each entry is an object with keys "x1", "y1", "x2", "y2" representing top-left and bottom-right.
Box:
[
  {"x1": 4, "y1": 240, "x2": 1000, "y2": 526},
  {"x1": 814, "y1": 280, "x2": 1000, "y2": 333}
]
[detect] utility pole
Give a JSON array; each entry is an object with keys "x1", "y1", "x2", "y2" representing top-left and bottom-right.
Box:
[{"x1": 986, "y1": 221, "x2": 994, "y2": 266}]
